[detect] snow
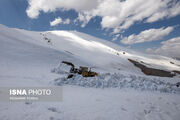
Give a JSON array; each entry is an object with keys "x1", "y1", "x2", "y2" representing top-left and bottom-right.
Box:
[
  {"x1": 0, "y1": 86, "x2": 180, "y2": 120},
  {"x1": 0, "y1": 24, "x2": 180, "y2": 120},
  {"x1": 53, "y1": 73, "x2": 180, "y2": 94}
]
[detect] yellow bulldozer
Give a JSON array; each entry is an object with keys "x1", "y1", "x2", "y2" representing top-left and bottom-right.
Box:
[
  {"x1": 79, "y1": 66, "x2": 98, "y2": 77},
  {"x1": 60, "y1": 61, "x2": 98, "y2": 79}
]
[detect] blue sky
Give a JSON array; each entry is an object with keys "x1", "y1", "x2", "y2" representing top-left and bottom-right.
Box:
[{"x1": 0, "y1": 0, "x2": 180, "y2": 58}]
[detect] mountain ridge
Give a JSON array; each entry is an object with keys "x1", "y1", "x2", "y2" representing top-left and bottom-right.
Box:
[{"x1": 0, "y1": 24, "x2": 180, "y2": 77}]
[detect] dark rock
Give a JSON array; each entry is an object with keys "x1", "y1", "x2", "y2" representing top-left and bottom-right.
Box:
[
  {"x1": 172, "y1": 70, "x2": 180, "y2": 74},
  {"x1": 128, "y1": 59, "x2": 175, "y2": 77}
]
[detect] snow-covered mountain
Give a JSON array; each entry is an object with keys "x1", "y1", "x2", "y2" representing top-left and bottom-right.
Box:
[
  {"x1": 0, "y1": 24, "x2": 180, "y2": 120},
  {"x1": 0, "y1": 24, "x2": 179, "y2": 76}
]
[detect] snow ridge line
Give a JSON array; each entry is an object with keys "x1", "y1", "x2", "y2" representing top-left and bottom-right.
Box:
[{"x1": 53, "y1": 73, "x2": 180, "y2": 94}]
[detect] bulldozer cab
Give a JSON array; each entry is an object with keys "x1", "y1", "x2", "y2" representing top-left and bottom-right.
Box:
[
  {"x1": 80, "y1": 67, "x2": 98, "y2": 77},
  {"x1": 79, "y1": 66, "x2": 88, "y2": 72}
]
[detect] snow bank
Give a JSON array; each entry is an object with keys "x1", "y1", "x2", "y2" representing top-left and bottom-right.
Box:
[{"x1": 53, "y1": 73, "x2": 180, "y2": 94}]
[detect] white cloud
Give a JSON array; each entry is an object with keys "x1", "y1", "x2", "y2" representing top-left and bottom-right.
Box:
[
  {"x1": 146, "y1": 1, "x2": 180, "y2": 23},
  {"x1": 26, "y1": 0, "x2": 98, "y2": 19},
  {"x1": 26, "y1": 0, "x2": 180, "y2": 32},
  {"x1": 63, "y1": 19, "x2": 70, "y2": 24},
  {"x1": 146, "y1": 37, "x2": 180, "y2": 59},
  {"x1": 50, "y1": 17, "x2": 71, "y2": 26},
  {"x1": 50, "y1": 17, "x2": 62, "y2": 26},
  {"x1": 120, "y1": 27, "x2": 174, "y2": 44}
]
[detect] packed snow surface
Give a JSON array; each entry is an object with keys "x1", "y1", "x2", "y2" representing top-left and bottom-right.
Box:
[{"x1": 0, "y1": 24, "x2": 180, "y2": 120}]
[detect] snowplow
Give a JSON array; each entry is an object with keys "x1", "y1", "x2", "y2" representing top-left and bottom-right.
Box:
[{"x1": 60, "y1": 61, "x2": 98, "y2": 79}]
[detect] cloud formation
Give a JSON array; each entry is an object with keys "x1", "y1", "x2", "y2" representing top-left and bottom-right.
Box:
[
  {"x1": 120, "y1": 27, "x2": 174, "y2": 44},
  {"x1": 146, "y1": 37, "x2": 180, "y2": 59},
  {"x1": 50, "y1": 17, "x2": 70, "y2": 26},
  {"x1": 26, "y1": 0, "x2": 98, "y2": 19},
  {"x1": 50, "y1": 17, "x2": 62, "y2": 26},
  {"x1": 26, "y1": 0, "x2": 180, "y2": 32}
]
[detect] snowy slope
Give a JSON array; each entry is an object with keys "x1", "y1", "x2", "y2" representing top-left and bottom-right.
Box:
[
  {"x1": 0, "y1": 24, "x2": 180, "y2": 120},
  {"x1": 1, "y1": 24, "x2": 180, "y2": 74}
]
